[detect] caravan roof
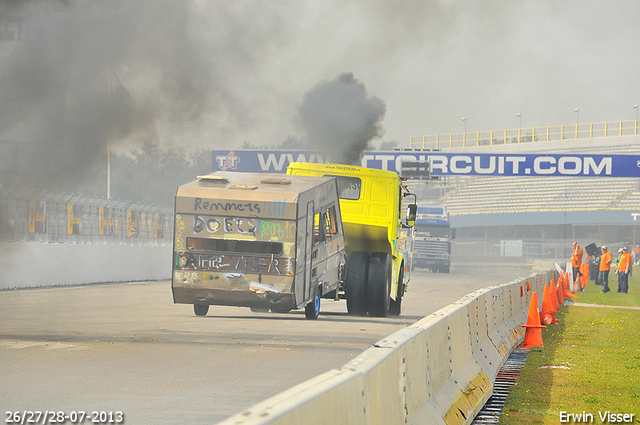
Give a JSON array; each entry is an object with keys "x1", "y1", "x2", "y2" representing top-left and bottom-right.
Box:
[{"x1": 177, "y1": 171, "x2": 336, "y2": 202}]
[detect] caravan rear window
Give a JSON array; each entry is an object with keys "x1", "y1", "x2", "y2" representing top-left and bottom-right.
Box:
[
  {"x1": 187, "y1": 237, "x2": 283, "y2": 255},
  {"x1": 327, "y1": 175, "x2": 361, "y2": 200}
]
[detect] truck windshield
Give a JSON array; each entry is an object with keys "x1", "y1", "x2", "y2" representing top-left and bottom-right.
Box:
[{"x1": 415, "y1": 224, "x2": 450, "y2": 238}]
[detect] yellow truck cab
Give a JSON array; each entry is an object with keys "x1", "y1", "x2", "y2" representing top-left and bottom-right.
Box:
[
  {"x1": 171, "y1": 172, "x2": 346, "y2": 319},
  {"x1": 287, "y1": 162, "x2": 416, "y2": 317}
]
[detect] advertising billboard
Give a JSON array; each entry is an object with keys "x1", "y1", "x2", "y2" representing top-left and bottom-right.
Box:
[{"x1": 211, "y1": 149, "x2": 640, "y2": 178}]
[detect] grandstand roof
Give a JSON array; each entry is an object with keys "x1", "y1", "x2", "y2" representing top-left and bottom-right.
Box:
[{"x1": 441, "y1": 134, "x2": 640, "y2": 155}]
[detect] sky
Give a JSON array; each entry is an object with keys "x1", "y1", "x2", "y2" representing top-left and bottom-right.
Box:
[
  {"x1": 190, "y1": 0, "x2": 640, "y2": 148},
  {"x1": 1, "y1": 0, "x2": 639, "y2": 159}
]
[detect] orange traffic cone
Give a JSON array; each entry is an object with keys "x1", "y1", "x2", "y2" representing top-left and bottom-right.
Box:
[
  {"x1": 521, "y1": 292, "x2": 546, "y2": 348},
  {"x1": 580, "y1": 263, "x2": 589, "y2": 291},
  {"x1": 556, "y1": 275, "x2": 564, "y2": 305},
  {"x1": 557, "y1": 280, "x2": 565, "y2": 306},
  {"x1": 549, "y1": 279, "x2": 559, "y2": 312},
  {"x1": 558, "y1": 274, "x2": 566, "y2": 293},
  {"x1": 551, "y1": 277, "x2": 562, "y2": 307},
  {"x1": 564, "y1": 287, "x2": 578, "y2": 299},
  {"x1": 539, "y1": 285, "x2": 556, "y2": 325}
]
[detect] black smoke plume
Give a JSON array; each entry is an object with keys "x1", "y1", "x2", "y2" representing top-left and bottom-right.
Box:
[{"x1": 298, "y1": 72, "x2": 386, "y2": 165}]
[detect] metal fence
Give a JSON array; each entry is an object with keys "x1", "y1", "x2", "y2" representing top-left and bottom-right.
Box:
[
  {"x1": 452, "y1": 238, "x2": 634, "y2": 263},
  {"x1": 410, "y1": 119, "x2": 640, "y2": 149},
  {"x1": 0, "y1": 187, "x2": 173, "y2": 246}
]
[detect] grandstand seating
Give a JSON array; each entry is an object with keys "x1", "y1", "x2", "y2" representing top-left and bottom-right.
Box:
[
  {"x1": 422, "y1": 135, "x2": 640, "y2": 215},
  {"x1": 610, "y1": 188, "x2": 640, "y2": 209},
  {"x1": 438, "y1": 176, "x2": 637, "y2": 215}
]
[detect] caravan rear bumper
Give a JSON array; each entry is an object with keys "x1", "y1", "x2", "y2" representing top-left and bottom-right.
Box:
[
  {"x1": 172, "y1": 270, "x2": 295, "y2": 309},
  {"x1": 172, "y1": 286, "x2": 296, "y2": 310}
]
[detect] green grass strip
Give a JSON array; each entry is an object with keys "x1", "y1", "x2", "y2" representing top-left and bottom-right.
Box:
[{"x1": 500, "y1": 273, "x2": 640, "y2": 424}]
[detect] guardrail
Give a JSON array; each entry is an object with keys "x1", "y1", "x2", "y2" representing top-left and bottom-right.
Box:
[
  {"x1": 410, "y1": 120, "x2": 639, "y2": 149},
  {"x1": 0, "y1": 186, "x2": 173, "y2": 246},
  {"x1": 0, "y1": 188, "x2": 174, "y2": 289},
  {"x1": 217, "y1": 269, "x2": 558, "y2": 425}
]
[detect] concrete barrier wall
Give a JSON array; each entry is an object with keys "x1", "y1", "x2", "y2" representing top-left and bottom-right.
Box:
[
  {"x1": 217, "y1": 270, "x2": 557, "y2": 425},
  {"x1": 0, "y1": 242, "x2": 172, "y2": 290}
]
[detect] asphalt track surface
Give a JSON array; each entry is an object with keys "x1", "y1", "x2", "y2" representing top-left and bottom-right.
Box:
[{"x1": 0, "y1": 263, "x2": 532, "y2": 425}]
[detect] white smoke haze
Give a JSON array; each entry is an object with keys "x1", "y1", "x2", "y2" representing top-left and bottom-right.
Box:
[
  {"x1": 0, "y1": 0, "x2": 219, "y2": 189},
  {"x1": 1, "y1": 0, "x2": 639, "y2": 187}
]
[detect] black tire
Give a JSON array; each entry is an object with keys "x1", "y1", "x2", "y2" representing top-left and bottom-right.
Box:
[
  {"x1": 305, "y1": 286, "x2": 321, "y2": 320},
  {"x1": 367, "y1": 252, "x2": 391, "y2": 317},
  {"x1": 346, "y1": 251, "x2": 368, "y2": 316},
  {"x1": 194, "y1": 304, "x2": 209, "y2": 316},
  {"x1": 443, "y1": 265, "x2": 450, "y2": 273},
  {"x1": 389, "y1": 262, "x2": 403, "y2": 317},
  {"x1": 270, "y1": 306, "x2": 292, "y2": 313},
  {"x1": 250, "y1": 307, "x2": 269, "y2": 313}
]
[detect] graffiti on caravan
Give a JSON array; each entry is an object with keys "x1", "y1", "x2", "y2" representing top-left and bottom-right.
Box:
[
  {"x1": 211, "y1": 150, "x2": 328, "y2": 173},
  {"x1": 360, "y1": 153, "x2": 640, "y2": 178}
]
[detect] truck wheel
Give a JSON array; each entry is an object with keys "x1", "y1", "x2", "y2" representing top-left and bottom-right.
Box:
[
  {"x1": 194, "y1": 304, "x2": 209, "y2": 316},
  {"x1": 346, "y1": 251, "x2": 368, "y2": 316},
  {"x1": 389, "y1": 263, "x2": 403, "y2": 316},
  {"x1": 367, "y1": 252, "x2": 391, "y2": 317},
  {"x1": 305, "y1": 286, "x2": 321, "y2": 320},
  {"x1": 443, "y1": 265, "x2": 450, "y2": 273}
]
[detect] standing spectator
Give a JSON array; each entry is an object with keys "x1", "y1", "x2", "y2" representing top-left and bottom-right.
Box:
[
  {"x1": 571, "y1": 242, "x2": 584, "y2": 289},
  {"x1": 599, "y1": 246, "x2": 612, "y2": 293},
  {"x1": 634, "y1": 245, "x2": 640, "y2": 265},
  {"x1": 616, "y1": 247, "x2": 632, "y2": 293},
  {"x1": 616, "y1": 248, "x2": 623, "y2": 268},
  {"x1": 615, "y1": 248, "x2": 623, "y2": 284}
]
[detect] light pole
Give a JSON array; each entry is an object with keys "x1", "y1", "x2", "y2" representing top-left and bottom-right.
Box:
[
  {"x1": 563, "y1": 191, "x2": 569, "y2": 260},
  {"x1": 574, "y1": 108, "x2": 579, "y2": 138},
  {"x1": 462, "y1": 117, "x2": 467, "y2": 146},
  {"x1": 107, "y1": 70, "x2": 112, "y2": 199},
  {"x1": 517, "y1": 113, "x2": 522, "y2": 142}
]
